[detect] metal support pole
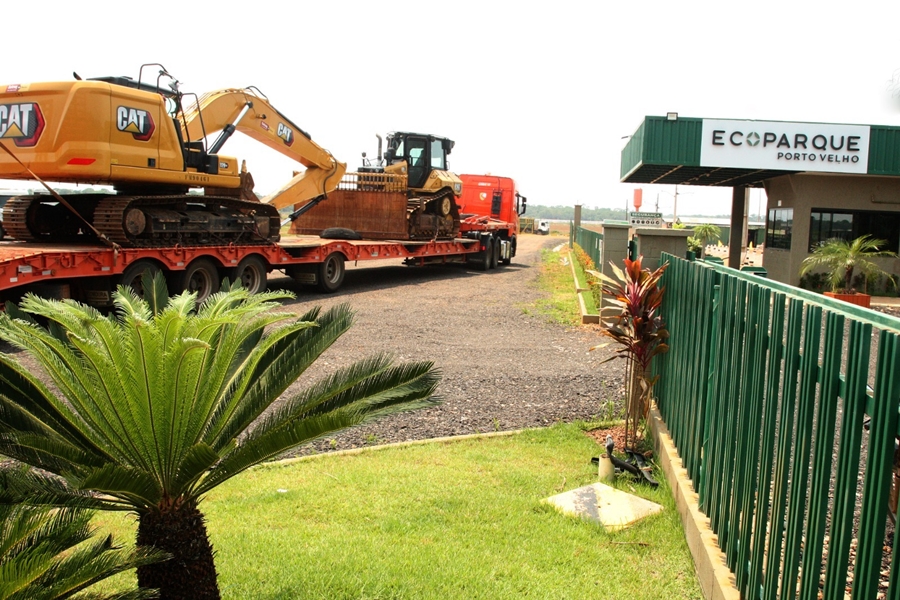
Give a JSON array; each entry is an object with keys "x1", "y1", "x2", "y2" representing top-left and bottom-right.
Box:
[{"x1": 729, "y1": 187, "x2": 749, "y2": 269}]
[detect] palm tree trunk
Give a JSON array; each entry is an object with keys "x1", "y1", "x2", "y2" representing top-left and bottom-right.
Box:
[{"x1": 137, "y1": 499, "x2": 220, "y2": 600}]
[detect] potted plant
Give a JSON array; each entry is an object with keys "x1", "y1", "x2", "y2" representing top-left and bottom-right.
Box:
[{"x1": 799, "y1": 235, "x2": 897, "y2": 308}]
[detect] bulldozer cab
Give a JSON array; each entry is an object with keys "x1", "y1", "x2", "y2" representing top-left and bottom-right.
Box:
[{"x1": 385, "y1": 132, "x2": 454, "y2": 189}]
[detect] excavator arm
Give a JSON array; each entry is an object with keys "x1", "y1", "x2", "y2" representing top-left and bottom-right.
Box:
[{"x1": 180, "y1": 88, "x2": 346, "y2": 210}]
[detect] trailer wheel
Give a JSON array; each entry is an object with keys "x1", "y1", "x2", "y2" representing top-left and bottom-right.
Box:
[
  {"x1": 230, "y1": 255, "x2": 268, "y2": 294},
  {"x1": 490, "y1": 237, "x2": 500, "y2": 269},
  {"x1": 176, "y1": 258, "x2": 221, "y2": 305},
  {"x1": 118, "y1": 260, "x2": 162, "y2": 298},
  {"x1": 317, "y1": 252, "x2": 345, "y2": 293}
]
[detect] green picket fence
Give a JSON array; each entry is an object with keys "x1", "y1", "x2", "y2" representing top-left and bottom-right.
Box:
[
  {"x1": 654, "y1": 252, "x2": 900, "y2": 600},
  {"x1": 569, "y1": 223, "x2": 603, "y2": 267}
]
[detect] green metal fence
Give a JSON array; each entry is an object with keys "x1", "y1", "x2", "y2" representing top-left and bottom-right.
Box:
[
  {"x1": 569, "y1": 223, "x2": 603, "y2": 267},
  {"x1": 655, "y1": 252, "x2": 900, "y2": 600}
]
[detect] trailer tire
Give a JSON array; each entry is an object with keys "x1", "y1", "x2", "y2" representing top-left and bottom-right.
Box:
[
  {"x1": 320, "y1": 227, "x2": 362, "y2": 240},
  {"x1": 229, "y1": 255, "x2": 268, "y2": 295},
  {"x1": 175, "y1": 258, "x2": 221, "y2": 305},
  {"x1": 490, "y1": 237, "x2": 499, "y2": 269},
  {"x1": 317, "y1": 252, "x2": 345, "y2": 293},
  {"x1": 118, "y1": 260, "x2": 162, "y2": 298}
]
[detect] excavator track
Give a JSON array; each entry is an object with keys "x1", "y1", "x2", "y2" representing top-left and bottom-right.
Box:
[
  {"x1": 3, "y1": 194, "x2": 107, "y2": 243},
  {"x1": 2, "y1": 195, "x2": 281, "y2": 247},
  {"x1": 3, "y1": 196, "x2": 40, "y2": 242}
]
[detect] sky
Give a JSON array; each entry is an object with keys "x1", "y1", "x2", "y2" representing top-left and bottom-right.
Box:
[{"x1": 5, "y1": 0, "x2": 900, "y2": 216}]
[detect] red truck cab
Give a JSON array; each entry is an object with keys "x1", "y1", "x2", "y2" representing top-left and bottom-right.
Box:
[
  {"x1": 458, "y1": 174, "x2": 525, "y2": 224},
  {"x1": 457, "y1": 174, "x2": 526, "y2": 263}
]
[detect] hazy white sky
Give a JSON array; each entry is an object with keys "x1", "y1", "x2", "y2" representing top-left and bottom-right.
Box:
[{"x1": 6, "y1": 0, "x2": 900, "y2": 216}]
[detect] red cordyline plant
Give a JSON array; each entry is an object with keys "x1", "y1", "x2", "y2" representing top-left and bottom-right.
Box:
[{"x1": 589, "y1": 256, "x2": 669, "y2": 451}]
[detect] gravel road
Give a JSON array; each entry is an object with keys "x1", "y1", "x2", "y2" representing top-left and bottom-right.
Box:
[{"x1": 265, "y1": 234, "x2": 620, "y2": 457}]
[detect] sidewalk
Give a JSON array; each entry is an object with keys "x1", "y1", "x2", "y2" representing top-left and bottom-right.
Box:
[{"x1": 872, "y1": 296, "x2": 900, "y2": 307}]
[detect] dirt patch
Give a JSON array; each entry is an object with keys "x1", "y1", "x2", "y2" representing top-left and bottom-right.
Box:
[{"x1": 584, "y1": 423, "x2": 628, "y2": 454}]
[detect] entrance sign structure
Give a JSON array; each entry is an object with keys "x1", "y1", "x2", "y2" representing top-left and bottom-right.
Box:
[
  {"x1": 700, "y1": 119, "x2": 869, "y2": 175},
  {"x1": 621, "y1": 115, "x2": 900, "y2": 283}
]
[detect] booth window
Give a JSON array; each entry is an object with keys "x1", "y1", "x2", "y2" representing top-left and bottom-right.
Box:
[
  {"x1": 809, "y1": 209, "x2": 900, "y2": 252},
  {"x1": 809, "y1": 211, "x2": 853, "y2": 250},
  {"x1": 766, "y1": 208, "x2": 793, "y2": 250}
]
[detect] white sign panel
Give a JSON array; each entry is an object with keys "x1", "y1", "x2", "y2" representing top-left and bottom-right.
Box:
[
  {"x1": 629, "y1": 212, "x2": 663, "y2": 227},
  {"x1": 700, "y1": 119, "x2": 870, "y2": 174}
]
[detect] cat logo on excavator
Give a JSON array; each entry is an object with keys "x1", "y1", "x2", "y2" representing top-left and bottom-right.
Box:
[
  {"x1": 276, "y1": 122, "x2": 294, "y2": 147},
  {"x1": 116, "y1": 106, "x2": 155, "y2": 141},
  {"x1": 0, "y1": 102, "x2": 45, "y2": 147}
]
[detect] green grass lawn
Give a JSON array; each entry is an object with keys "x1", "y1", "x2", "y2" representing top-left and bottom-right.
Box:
[
  {"x1": 521, "y1": 248, "x2": 582, "y2": 325},
  {"x1": 93, "y1": 424, "x2": 700, "y2": 599}
]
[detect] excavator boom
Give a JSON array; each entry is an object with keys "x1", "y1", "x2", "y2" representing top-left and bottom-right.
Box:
[{"x1": 180, "y1": 88, "x2": 346, "y2": 210}]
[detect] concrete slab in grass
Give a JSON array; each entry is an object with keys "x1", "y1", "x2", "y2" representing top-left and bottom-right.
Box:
[{"x1": 544, "y1": 482, "x2": 662, "y2": 531}]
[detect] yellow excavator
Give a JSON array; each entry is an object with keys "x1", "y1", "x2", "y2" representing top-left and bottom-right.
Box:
[{"x1": 0, "y1": 63, "x2": 346, "y2": 246}]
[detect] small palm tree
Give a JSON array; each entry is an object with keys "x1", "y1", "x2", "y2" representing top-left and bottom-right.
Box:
[
  {"x1": 1, "y1": 468, "x2": 164, "y2": 600},
  {"x1": 692, "y1": 223, "x2": 721, "y2": 258},
  {"x1": 799, "y1": 235, "x2": 897, "y2": 294},
  {"x1": 0, "y1": 274, "x2": 441, "y2": 599}
]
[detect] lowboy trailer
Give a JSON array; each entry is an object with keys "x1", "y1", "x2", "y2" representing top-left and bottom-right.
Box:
[{"x1": 0, "y1": 232, "x2": 511, "y2": 307}]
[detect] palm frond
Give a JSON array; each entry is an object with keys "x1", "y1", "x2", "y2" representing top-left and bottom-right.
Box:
[
  {"x1": 0, "y1": 318, "x2": 141, "y2": 460},
  {"x1": 0, "y1": 357, "x2": 98, "y2": 453},
  {"x1": 112, "y1": 285, "x2": 153, "y2": 325},
  {"x1": 0, "y1": 466, "x2": 122, "y2": 512},
  {"x1": 204, "y1": 305, "x2": 351, "y2": 451},
  {"x1": 196, "y1": 410, "x2": 368, "y2": 495},
  {"x1": 141, "y1": 270, "x2": 171, "y2": 317},
  {"x1": 76, "y1": 464, "x2": 163, "y2": 510},
  {"x1": 167, "y1": 443, "x2": 222, "y2": 499},
  {"x1": 0, "y1": 490, "x2": 164, "y2": 600}
]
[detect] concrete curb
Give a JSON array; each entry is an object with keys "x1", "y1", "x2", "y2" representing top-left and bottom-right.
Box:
[
  {"x1": 649, "y1": 404, "x2": 740, "y2": 600},
  {"x1": 567, "y1": 247, "x2": 600, "y2": 324},
  {"x1": 255, "y1": 429, "x2": 528, "y2": 470}
]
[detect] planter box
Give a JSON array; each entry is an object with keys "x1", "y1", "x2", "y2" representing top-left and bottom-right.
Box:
[{"x1": 824, "y1": 291, "x2": 871, "y2": 308}]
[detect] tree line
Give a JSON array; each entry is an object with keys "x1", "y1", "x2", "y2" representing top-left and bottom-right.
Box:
[{"x1": 525, "y1": 205, "x2": 628, "y2": 221}]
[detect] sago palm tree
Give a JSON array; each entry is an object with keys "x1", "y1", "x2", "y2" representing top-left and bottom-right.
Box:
[
  {"x1": 0, "y1": 274, "x2": 441, "y2": 599},
  {"x1": 799, "y1": 234, "x2": 897, "y2": 294},
  {"x1": 0, "y1": 467, "x2": 164, "y2": 600}
]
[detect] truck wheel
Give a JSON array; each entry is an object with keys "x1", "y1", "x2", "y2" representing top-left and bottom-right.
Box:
[
  {"x1": 229, "y1": 255, "x2": 268, "y2": 294},
  {"x1": 317, "y1": 252, "x2": 345, "y2": 293},
  {"x1": 118, "y1": 260, "x2": 162, "y2": 298},
  {"x1": 176, "y1": 258, "x2": 221, "y2": 305},
  {"x1": 475, "y1": 237, "x2": 492, "y2": 271},
  {"x1": 490, "y1": 237, "x2": 499, "y2": 269}
]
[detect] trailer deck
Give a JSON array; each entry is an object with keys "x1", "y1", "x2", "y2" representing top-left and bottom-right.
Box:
[{"x1": 0, "y1": 235, "x2": 484, "y2": 297}]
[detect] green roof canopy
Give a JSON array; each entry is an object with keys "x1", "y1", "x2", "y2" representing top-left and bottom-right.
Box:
[{"x1": 621, "y1": 116, "x2": 900, "y2": 188}]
